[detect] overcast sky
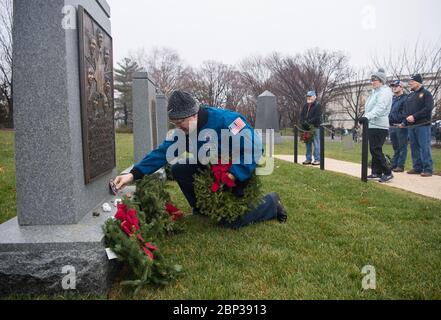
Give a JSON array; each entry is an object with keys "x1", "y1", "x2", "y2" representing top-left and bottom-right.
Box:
[{"x1": 107, "y1": 0, "x2": 441, "y2": 69}]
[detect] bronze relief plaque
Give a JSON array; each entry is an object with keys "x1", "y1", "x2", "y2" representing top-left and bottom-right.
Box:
[{"x1": 78, "y1": 6, "x2": 116, "y2": 184}]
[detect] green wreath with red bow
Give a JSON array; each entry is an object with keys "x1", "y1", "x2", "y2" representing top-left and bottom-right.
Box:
[
  {"x1": 300, "y1": 123, "x2": 316, "y2": 144},
  {"x1": 103, "y1": 175, "x2": 184, "y2": 294},
  {"x1": 193, "y1": 162, "x2": 264, "y2": 223}
]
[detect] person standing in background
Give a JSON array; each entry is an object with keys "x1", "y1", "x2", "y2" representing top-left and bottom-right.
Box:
[
  {"x1": 359, "y1": 69, "x2": 394, "y2": 183},
  {"x1": 300, "y1": 91, "x2": 322, "y2": 166},
  {"x1": 402, "y1": 74, "x2": 434, "y2": 177},
  {"x1": 388, "y1": 80, "x2": 408, "y2": 173}
]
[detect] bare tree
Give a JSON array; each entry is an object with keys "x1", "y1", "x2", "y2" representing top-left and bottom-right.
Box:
[
  {"x1": 302, "y1": 48, "x2": 351, "y2": 110},
  {"x1": 373, "y1": 41, "x2": 441, "y2": 118},
  {"x1": 175, "y1": 61, "x2": 258, "y2": 124},
  {"x1": 266, "y1": 52, "x2": 304, "y2": 126},
  {"x1": 239, "y1": 55, "x2": 274, "y2": 96},
  {"x1": 266, "y1": 49, "x2": 350, "y2": 126},
  {"x1": 225, "y1": 69, "x2": 262, "y2": 125},
  {"x1": 336, "y1": 68, "x2": 369, "y2": 127},
  {"x1": 237, "y1": 55, "x2": 276, "y2": 126},
  {"x1": 131, "y1": 47, "x2": 187, "y2": 96},
  {"x1": 224, "y1": 69, "x2": 247, "y2": 111},
  {"x1": 0, "y1": 0, "x2": 13, "y2": 128},
  {"x1": 127, "y1": 47, "x2": 352, "y2": 129},
  {"x1": 187, "y1": 60, "x2": 234, "y2": 107}
]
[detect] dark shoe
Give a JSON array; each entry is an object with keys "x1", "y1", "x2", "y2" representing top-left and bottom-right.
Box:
[
  {"x1": 312, "y1": 161, "x2": 321, "y2": 166},
  {"x1": 192, "y1": 208, "x2": 201, "y2": 215},
  {"x1": 302, "y1": 160, "x2": 312, "y2": 165},
  {"x1": 367, "y1": 174, "x2": 380, "y2": 180},
  {"x1": 421, "y1": 172, "x2": 433, "y2": 177},
  {"x1": 271, "y1": 193, "x2": 288, "y2": 223},
  {"x1": 407, "y1": 169, "x2": 422, "y2": 175},
  {"x1": 379, "y1": 174, "x2": 394, "y2": 183},
  {"x1": 392, "y1": 167, "x2": 404, "y2": 173}
]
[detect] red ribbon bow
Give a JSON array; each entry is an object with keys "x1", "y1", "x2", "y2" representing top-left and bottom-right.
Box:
[
  {"x1": 115, "y1": 203, "x2": 158, "y2": 260},
  {"x1": 211, "y1": 163, "x2": 236, "y2": 193},
  {"x1": 303, "y1": 132, "x2": 312, "y2": 142},
  {"x1": 165, "y1": 203, "x2": 184, "y2": 221}
]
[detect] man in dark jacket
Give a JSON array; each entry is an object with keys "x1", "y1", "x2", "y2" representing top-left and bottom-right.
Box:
[
  {"x1": 401, "y1": 74, "x2": 434, "y2": 177},
  {"x1": 388, "y1": 81, "x2": 408, "y2": 172},
  {"x1": 300, "y1": 90, "x2": 322, "y2": 166}
]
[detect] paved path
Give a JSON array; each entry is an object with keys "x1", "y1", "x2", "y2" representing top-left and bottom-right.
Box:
[{"x1": 275, "y1": 155, "x2": 441, "y2": 201}]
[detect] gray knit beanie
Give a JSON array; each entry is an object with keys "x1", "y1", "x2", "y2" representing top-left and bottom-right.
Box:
[
  {"x1": 372, "y1": 68, "x2": 387, "y2": 84},
  {"x1": 167, "y1": 91, "x2": 200, "y2": 120}
]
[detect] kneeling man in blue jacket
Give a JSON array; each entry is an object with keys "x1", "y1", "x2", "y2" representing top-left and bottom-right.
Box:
[{"x1": 113, "y1": 91, "x2": 287, "y2": 229}]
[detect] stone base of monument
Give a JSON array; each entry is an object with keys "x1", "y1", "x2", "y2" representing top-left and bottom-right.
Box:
[{"x1": 0, "y1": 189, "x2": 136, "y2": 297}]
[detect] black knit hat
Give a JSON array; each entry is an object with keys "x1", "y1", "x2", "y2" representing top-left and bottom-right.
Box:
[
  {"x1": 410, "y1": 74, "x2": 423, "y2": 84},
  {"x1": 167, "y1": 91, "x2": 199, "y2": 120}
]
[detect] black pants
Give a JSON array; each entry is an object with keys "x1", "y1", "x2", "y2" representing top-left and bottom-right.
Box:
[
  {"x1": 171, "y1": 163, "x2": 205, "y2": 209},
  {"x1": 368, "y1": 128, "x2": 391, "y2": 176}
]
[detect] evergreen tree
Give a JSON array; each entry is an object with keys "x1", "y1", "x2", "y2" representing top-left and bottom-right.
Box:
[{"x1": 114, "y1": 58, "x2": 142, "y2": 130}]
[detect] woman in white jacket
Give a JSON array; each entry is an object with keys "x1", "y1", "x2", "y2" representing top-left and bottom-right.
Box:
[{"x1": 359, "y1": 69, "x2": 394, "y2": 183}]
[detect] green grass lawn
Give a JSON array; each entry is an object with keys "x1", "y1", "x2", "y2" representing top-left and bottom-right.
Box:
[
  {"x1": 116, "y1": 133, "x2": 134, "y2": 173},
  {"x1": 275, "y1": 138, "x2": 441, "y2": 173},
  {"x1": 1, "y1": 130, "x2": 441, "y2": 299},
  {"x1": 0, "y1": 130, "x2": 16, "y2": 224}
]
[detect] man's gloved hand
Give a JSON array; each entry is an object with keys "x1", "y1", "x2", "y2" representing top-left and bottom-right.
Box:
[{"x1": 358, "y1": 117, "x2": 369, "y2": 125}]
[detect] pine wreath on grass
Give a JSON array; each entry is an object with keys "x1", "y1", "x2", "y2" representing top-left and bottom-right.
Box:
[
  {"x1": 194, "y1": 167, "x2": 264, "y2": 223},
  {"x1": 103, "y1": 175, "x2": 184, "y2": 295},
  {"x1": 103, "y1": 212, "x2": 182, "y2": 295},
  {"x1": 132, "y1": 175, "x2": 184, "y2": 236}
]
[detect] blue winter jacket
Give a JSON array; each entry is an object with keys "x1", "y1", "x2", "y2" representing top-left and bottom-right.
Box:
[
  {"x1": 130, "y1": 107, "x2": 263, "y2": 182},
  {"x1": 389, "y1": 94, "x2": 408, "y2": 125}
]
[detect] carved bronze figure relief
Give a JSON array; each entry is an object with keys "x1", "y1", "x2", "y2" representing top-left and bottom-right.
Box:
[{"x1": 78, "y1": 6, "x2": 115, "y2": 184}]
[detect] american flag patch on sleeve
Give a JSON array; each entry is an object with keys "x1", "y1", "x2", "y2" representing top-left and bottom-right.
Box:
[{"x1": 229, "y1": 117, "x2": 246, "y2": 136}]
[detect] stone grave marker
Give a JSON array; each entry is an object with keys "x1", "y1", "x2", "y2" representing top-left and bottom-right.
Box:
[
  {"x1": 0, "y1": 0, "x2": 120, "y2": 296},
  {"x1": 255, "y1": 91, "x2": 282, "y2": 144}
]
